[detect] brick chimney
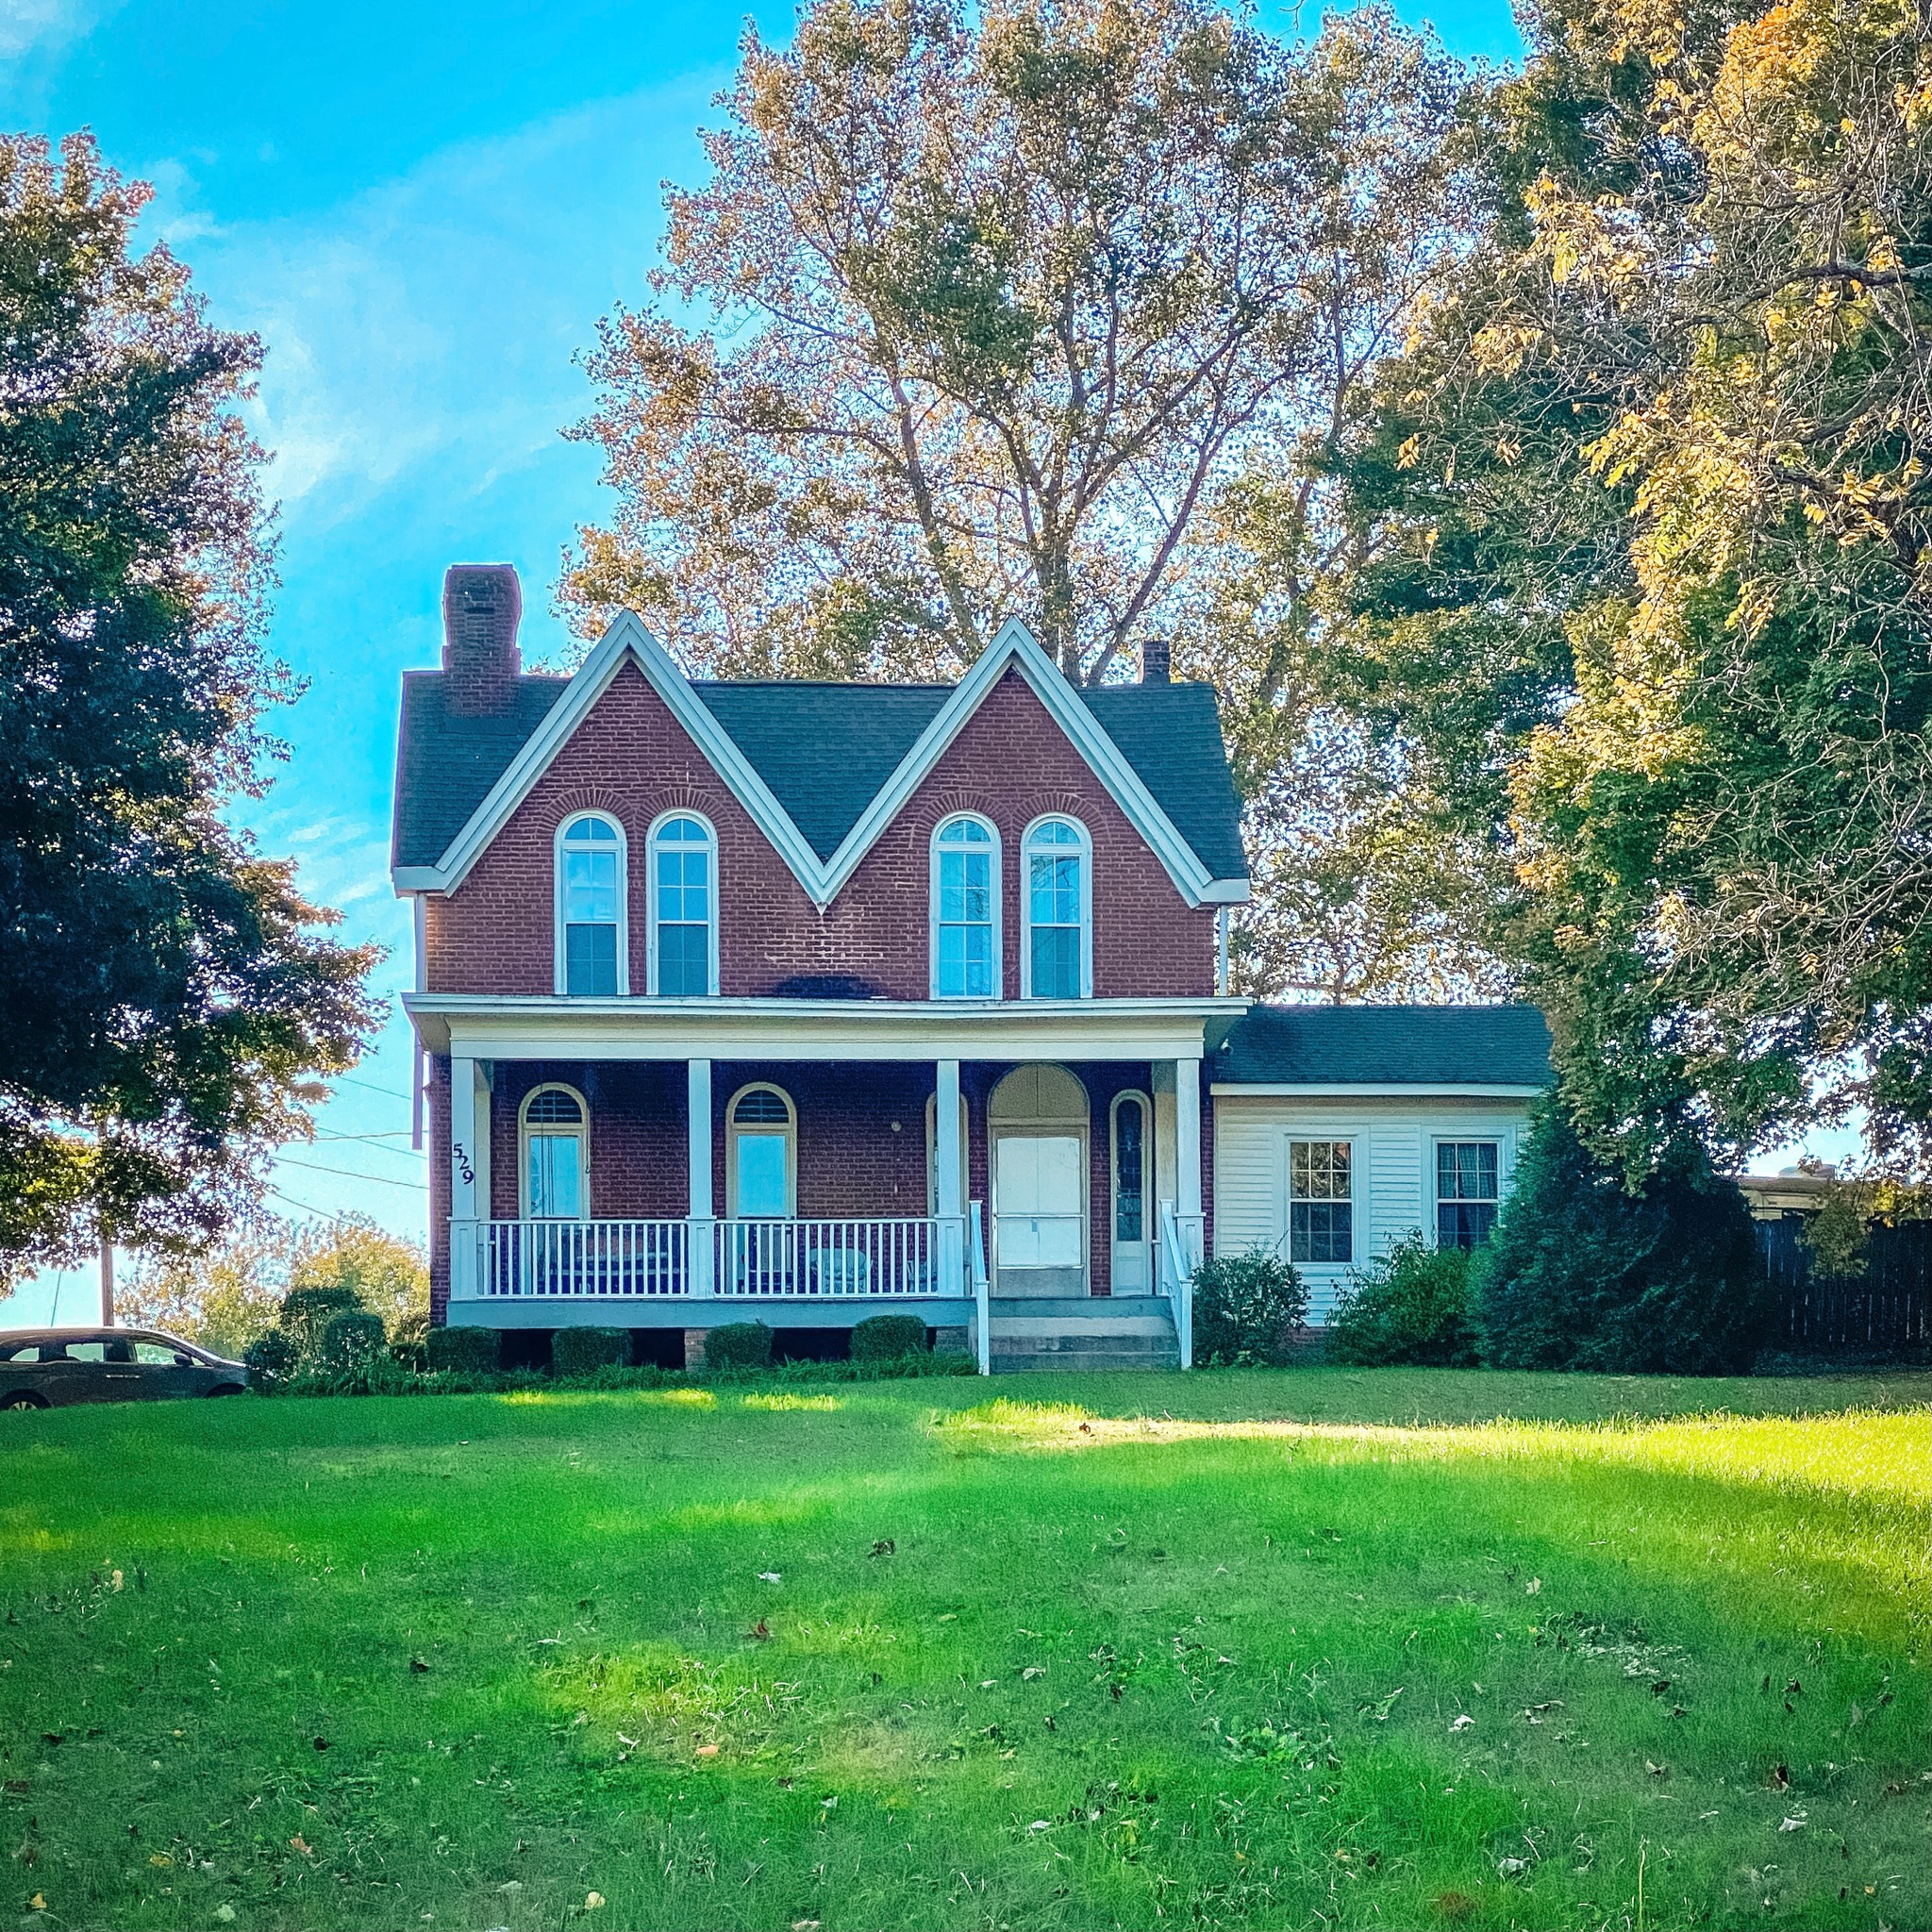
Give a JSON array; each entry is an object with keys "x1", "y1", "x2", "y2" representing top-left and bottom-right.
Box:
[
  {"x1": 441, "y1": 564, "x2": 522, "y2": 714},
  {"x1": 1140, "y1": 636, "x2": 1171, "y2": 684}
]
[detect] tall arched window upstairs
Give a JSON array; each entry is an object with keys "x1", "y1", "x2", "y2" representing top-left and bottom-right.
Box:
[
  {"x1": 648, "y1": 812, "x2": 718, "y2": 996},
  {"x1": 555, "y1": 814, "x2": 626, "y2": 996},
  {"x1": 1022, "y1": 816, "x2": 1091, "y2": 999},
  {"x1": 930, "y1": 815, "x2": 1001, "y2": 999}
]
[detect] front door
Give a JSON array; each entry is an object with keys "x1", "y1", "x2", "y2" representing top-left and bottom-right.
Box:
[{"x1": 994, "y1": 1132, "x2": 1086, "y2": 1297}]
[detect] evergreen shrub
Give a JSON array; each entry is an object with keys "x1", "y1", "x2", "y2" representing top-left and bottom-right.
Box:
[
  {"x1": 706, "y1": 1322, "x2": 774, "y2": 1371},
  {"x1": 1191, "y1": 1250, "x2": 1307, "y2": 1365},
  {"x1": 851, "y1": 1315, "x2": 929, "y2": 1361},
  {"x1": 553, "y1": 1326, "x2": 630, "y2": 1375},
  {"x1": 426, "y1": 1325, "x2": 500, "y2": 1374}
]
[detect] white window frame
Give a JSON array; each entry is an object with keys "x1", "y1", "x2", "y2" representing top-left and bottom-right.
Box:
[
  {"x1": 519, "y1": 1082, "x2": 591, "y2": 1220},
  {"x1": 645, "y1": 809, "x2": 720, "y2": 998},
  {"x1": 1019, "y1": 813, "x2": 1092, "y2": 1000},
  {"x1": 553, "y1": 812, "x2": 628, "y2": 997},
  {"x1": 1286, "y1": 1134, "x2": 1356, "y2": 1267},
  {"x1": 928, "y1": 812, "x2": 1003, "y2": 1000},
  {"x1": 724, "y1": 1082, "x2": 796, "y2": 1218},
  {"x1": 1432, "y1": 1135, "x2": 1503, "y2": 1251}
]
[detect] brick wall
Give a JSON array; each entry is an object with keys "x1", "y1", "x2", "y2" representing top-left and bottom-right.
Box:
[{"x1": 424, "y1": 662, "x2": 1217, "y2": 998}]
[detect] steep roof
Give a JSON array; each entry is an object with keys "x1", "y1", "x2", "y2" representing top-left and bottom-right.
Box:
[
  {"x1": 392, "y1": 665, "x2": 1248, "y2": 882},
  {"x1": 1217, "y1": 1002, "x2": 1553, "y2": 1088}
]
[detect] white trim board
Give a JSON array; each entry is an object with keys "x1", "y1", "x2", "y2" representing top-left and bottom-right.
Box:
[
  {"x1": 396, "y1": 614, "x2": 1249, "y2": 911},
  {"x1": 1211, "y1": 1082, "x2": 1544, "y2": 1098}
]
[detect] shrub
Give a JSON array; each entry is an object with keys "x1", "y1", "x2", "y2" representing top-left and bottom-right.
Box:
[
  {"x1": 1475, "y1": 1100, "x2": 1771, "y2": 1375},
  {"x1": 426, "y1": 1324, "x2": 500, "y2": 1374},
  {"x1": 1326, "y1": 1236, "x2": 1479, "y2": 1367},
  {"x1": 318, "y1": 1310, "x2": 389, "y2": 1377},
  {"x1": 242, "y1": 1328, "x2": 300, "y2": 1390},
  {"x1": 279, "y1": 1284, "x2": 364, "y2": 1356},
  {"x1": 705, "y1": 1322, "x2": 773, "y2": 1371},
  {"x1": 553, "y1": 1326, "x2": 630, "y2": 1375},
  {"x1": 851, "y1": 1315, "x2": 929, "y2": 1361},
  {"x1": 1191, "y1": 1249, "x2": 1307, "y2": 1366}
]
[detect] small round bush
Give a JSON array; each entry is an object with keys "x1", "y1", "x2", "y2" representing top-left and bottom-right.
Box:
[
  {"x1": 706, "y1": 1322, "x2": 774, "y2": 1371},
  {"x1": 553, "y1": 1326, "x2": 630, "y2": 1375},
  {"x1": 851, "y1": 1315, "x2": 929, "y2": 1361},
  {"x1": 1191, "y1": 1250, "x2": 1307, "y2": 1366},
  {"x1": 319, "y1": 1310, "x2": 389, "y2": 1377},
  {"x1": 1326, "y1": 1236, "x2": 1479, "y2": 1366},
  {"x1": 279, "y1": 1285, "x2": 365, "y2": 1356},
  {"x1": 426, "y1": 1324, "x2": 500, "y2": 1374},
  {"x1": 243, "y1": 1328, "x2": 299, "y2": 1390}
]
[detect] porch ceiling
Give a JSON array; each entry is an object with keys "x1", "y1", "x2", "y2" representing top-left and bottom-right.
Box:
[{"x1": 404, "y1": 992, "x2": 1246, "y2": 1062}]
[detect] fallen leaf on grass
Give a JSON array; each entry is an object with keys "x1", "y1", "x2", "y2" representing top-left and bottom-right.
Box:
[
  {"x1": 750, "y1": 1620, "x2": 771, "y2": 1641},
  {"x1": 586, "y1": 1890, "x2": 606, "y2": 1907},
  {"x1": 1497, "y1": 1857, "x2": 1528, "y2": 1877},
  {"x1": 758, "y1": 1572, "x2": 782, "y2": 1584},
  {"x1": 290, "y1": 1836, "x2": 312, "y2": 1855},
  {"x1": 28, "y1": 1893, "x2": 43, "y2": 1911},
  {"x1": 695, "y1": 1744, "x2": 720, "y2": 1757},
  {"x1": 1433, "y1": 1891, "x2": 1475, "y2": 1921},
  {"x1": 1022, "y1": 1667, "x2": 1046, "y2": 1680},
  {"x1": 1450, "y1": 1715, "x2": 1474, "y2": 1732},
  {"x1": 147, "y1": 1854, "x2": 173, "y2": 1867},
  {"x1": 215, "y1": 1906, "x2": 236, "y2": 1923},
  {"x1": 869, "y1": 1541, "x2": 894, "y2": 1557},
  {"x1": 792, "y1": 1921, "x2": 821, "y2": 1930},
  {"x1": 1645, "y1": 1760, "x2": 1668, "y2": 1777},
  {"x1": 1779, "y1": 1812, "x2": 1808, "y2": 1832}
]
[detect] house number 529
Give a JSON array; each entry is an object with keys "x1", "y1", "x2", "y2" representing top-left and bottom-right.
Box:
[{"x1": 453, "y1": 1142, "x2": 475, "y2": 1187}]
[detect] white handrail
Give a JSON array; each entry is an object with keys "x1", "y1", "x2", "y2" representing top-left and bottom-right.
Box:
[
  {"x1": 1158, "y1": 1199, "x2": 1195, "y2": 1370},
  {"x1": 969, "y1": 1199, "x2": 991, "y2": 1374}
]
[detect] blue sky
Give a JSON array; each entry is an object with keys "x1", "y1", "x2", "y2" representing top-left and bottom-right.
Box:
[{"x1": 4, "y1": 0, "x2": 1567, "y2": 1322}]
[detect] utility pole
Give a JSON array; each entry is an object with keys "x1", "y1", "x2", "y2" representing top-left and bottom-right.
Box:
[{"x1": 98, "y1": 1241, "x2": 114, "y2": 1327}]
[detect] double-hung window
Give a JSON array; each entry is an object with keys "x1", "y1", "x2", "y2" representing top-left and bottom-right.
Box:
[
  {"x1": 1289, "y1": 1140, "x2": 1352, "y2": 1263},
  {"x1": 1024, "y1": 817, "x2": 1089, "y2": 998},
  {"x1": 932, "y1": 816, "x2": 998, "y2": 997},
  {"x1": 1437, "y1": 1141, "x2": 1499, "y2": 1248},
  {"x1": 558, "y1": 815, "x2": 623, "y2": 995},
  {"x1": 650, "y1": 814, "x2": 715, "y2": 995}
]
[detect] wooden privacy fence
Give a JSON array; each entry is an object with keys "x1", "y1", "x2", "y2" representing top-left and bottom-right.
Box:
[{"x1": 1757, "y1": 1216, "x2": 1931, "y2": 1357}]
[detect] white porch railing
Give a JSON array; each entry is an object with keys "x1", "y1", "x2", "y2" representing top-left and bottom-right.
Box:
[
  {"x1": 453, "y1": 1216, "x2": 966, "y2": 1300},
  {"x1": 970, "y1": 1199, "x2": 991, "y2": 1374},
  {"x1": 713, "y1": 1217, "x2": 943, "y2": 1298},
  {"x1": 1158, "y1": 1198, "x2": 1200, "y2": 1369}
]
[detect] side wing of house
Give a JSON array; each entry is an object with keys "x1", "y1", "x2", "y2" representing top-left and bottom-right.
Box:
[{"x1": 1210, "y1": 1004, "x2": 1553, "y2": 1323}]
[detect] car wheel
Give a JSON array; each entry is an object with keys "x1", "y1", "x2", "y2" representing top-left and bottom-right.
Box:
[
  {"x1": 1, "y1": 1392, "x2": 47, "y2": 1411},
  {"x1": 205, "y1": 1383, "x2": 246, "y2": 1397}
]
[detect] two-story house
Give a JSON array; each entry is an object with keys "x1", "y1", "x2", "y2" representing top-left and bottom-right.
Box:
[{"x1": 393, "y1": 565, "x2": 1550, "y2": 1370}]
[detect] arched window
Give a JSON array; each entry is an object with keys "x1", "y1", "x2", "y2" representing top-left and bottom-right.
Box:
[
  {"x1": 555, "y1": 814, "x2": 625, "y2": 996},
  {"x1": 648, "y1": 813, "x2": 717, "y2": 996},
  {"x1": 930, "y1": 814, "x2": 1000, "y2": 998},
  {"x1": 520, "y1": 1085, "x2": 590, "y2": 1219},
  {"x1": 726, "y1": 1084, "x2": 795, "y2": 1218},
  {"x1": 1021, "y1": 816, "x2": 1091, "y2": 999},
  {"x1": 1110, "y1": 1091, "x2": 1153, "y2": 1291}
]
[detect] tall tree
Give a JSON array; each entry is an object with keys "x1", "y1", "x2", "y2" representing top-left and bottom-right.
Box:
[
  {"x1": 0, "y1": 134, "x2": 381, "y2": 1284},
  {"x1": 1331, "y1": 0, "x2": 1932, "y2": 1172},
  {"x1": 563, "y1": 0, "x2": 1472, "y2": 687}
]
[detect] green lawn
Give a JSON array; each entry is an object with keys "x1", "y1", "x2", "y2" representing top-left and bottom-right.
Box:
[{"x1": 0, "y1": 1369, "x2": 1925, "y2": 1931}]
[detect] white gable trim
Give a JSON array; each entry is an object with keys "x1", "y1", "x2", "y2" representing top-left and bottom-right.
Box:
[
  {"x1": 406, "y1": 613, "x2": 1245, "y2": 909},
  {"x1": 816, "y1": 621, "x2": 1224, "y2": 908},
  {"x1": 425, "y1": 614, "x2": 825, "y2": 898}
]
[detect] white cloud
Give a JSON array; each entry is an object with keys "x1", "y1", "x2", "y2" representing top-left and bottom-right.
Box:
[{"x1": 0, "y1": 0, "x2": 113, "y2": 59}]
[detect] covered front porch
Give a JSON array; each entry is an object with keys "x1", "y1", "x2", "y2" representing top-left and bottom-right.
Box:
[{"x1": 410, "y1": 994, "x2": 1233, "y2": 1370}]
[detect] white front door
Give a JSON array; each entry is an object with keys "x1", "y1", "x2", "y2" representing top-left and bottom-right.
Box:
[{"x1": 994, "y1": 1133, "x2": 1086, "y2": 1297}]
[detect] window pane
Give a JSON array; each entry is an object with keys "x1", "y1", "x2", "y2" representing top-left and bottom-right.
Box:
[
  {"x1": 1438, "y1": 1141, "x2": 1498, "y2": 1202},
  {"x1": 735, "y1": 1133, "x2": 789, "y2": 1216},
  {"x1": 528, "y1": 1132, "x2": 582, "y2": 1218},
  {"x1": 1030, "y1": 924, "x2": 1080, "y2": 998},
  {"x1": 564, "y1": 848, "x2": 617, "y2": 923},
  {"x1": 565, "y1": 816, "x2": 616, "y2": 841},
  {"x1": 134, "y1": 1342, "x2": 184, "y2": 1364},
  {"x1": 657, "y1": 847, "x2": 708, "y2": 924},
  {"x1": 565, "y1": 923, "x2": 618, "y2": 995},
  {"x1": 1289, "y1": 1201, "x2": 1353, "y2": 1264},
  {"x1": 1437, "y1": 1201, "x2": 1497, "y2": 1250},
  {"x1": 1115, "y1": 1099, "x2": 1144, "y2": 1243},
  {"x1": 658, "y1": 922, "x2": 709, "y2": 995},
  {"x1": 1291, "y1": 1141, "x2": 1351, "y2": 1203},
  {"x1": 1030, "y1": 853, "x2": 1079, "y2": 926}
]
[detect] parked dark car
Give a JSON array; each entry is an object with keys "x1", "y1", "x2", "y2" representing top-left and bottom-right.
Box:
[{"x1": 0, "y1": 1328, "x2": 249, "y2": 1408}]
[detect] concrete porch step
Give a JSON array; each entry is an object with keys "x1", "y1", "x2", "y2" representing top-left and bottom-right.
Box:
[{"x1": 984, "y1": 1297, "x2": 1180, "y2": 1372}]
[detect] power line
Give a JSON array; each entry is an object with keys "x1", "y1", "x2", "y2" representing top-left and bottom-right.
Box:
[{"x1": 275, "y1": 1156, "x2": 426, "y2": 1192}]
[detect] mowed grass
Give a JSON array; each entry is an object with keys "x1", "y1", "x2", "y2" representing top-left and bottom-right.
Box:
[{"x1": 0, "y1": 1370, "x2": 1925, "y2": 1931}]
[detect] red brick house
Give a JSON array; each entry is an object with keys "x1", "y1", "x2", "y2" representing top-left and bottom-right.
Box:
[{"x1": 393, "y1": 565, "x2": 1551, "y2": 1370}]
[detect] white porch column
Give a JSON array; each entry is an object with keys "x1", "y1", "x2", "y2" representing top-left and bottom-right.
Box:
[
  {"x1": 688, "y1": 1058, "x2": 715, "y2": 1296},
  {"x1": 936, "y1": 1058, "x2": 962, "y2": 1295},
  {"x1": 1175, "y1": 1053, "x2": 1204, "y2": 1269},
  {"x1": 450, "y1": 1056, "x2": 480, "y2": 1298}
]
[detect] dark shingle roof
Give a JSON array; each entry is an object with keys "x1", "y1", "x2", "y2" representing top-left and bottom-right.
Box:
[
  {"x1": 391, "y1": 671, "x2": 568, "y2": 870},
  {"x1": 391, "y1": 668, "x2": 1250, "y2": 880},
  {"x1": 1217, "y1": 1003, "x2": 1553, "y2": 1088}
]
